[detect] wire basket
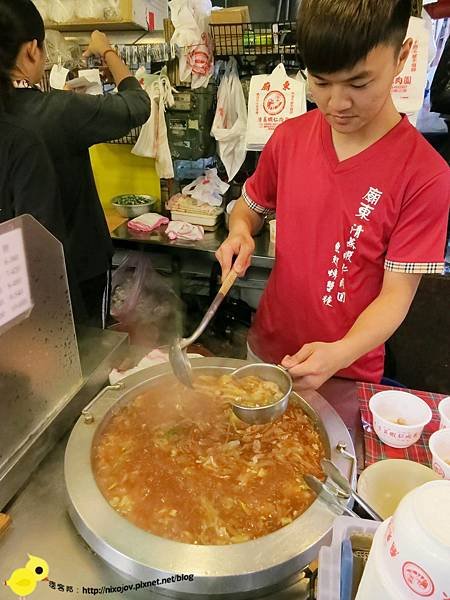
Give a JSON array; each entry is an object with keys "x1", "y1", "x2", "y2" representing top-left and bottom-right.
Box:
[
  {"x1": 210, "y1": 21, "x2": 297, "y2": 58},
  {"x1": 107, "y1": 126, "x2": 142, "y2": 145}
]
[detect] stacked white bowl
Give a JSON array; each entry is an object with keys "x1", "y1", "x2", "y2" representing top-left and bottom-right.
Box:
[{"x1": 356, "y1": 480, "x2": 450, "y2": 599}]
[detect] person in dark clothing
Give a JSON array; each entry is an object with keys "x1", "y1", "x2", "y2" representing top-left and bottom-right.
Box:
[
  {"x1": 0, "y1": 0, "x2": 150, "y2": 327},
  {"x1": 0, "y1": 114, "x2": 64, "y2": 239}
]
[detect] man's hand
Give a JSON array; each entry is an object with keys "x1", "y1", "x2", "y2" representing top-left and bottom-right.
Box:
[
  {"x1": 281, "y1": 341, "x2": 349, "y2": 391},
  {"x1": 83, "y1": 30, "x2": 111, "y2": 58},
  {"x1": 216, "y1": 233, "x2": 255, "y2": 279}
]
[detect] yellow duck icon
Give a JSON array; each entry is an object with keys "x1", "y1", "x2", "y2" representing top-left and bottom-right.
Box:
[{"x1": 4, "y1": 554, "x2": 49, "y2": 598}]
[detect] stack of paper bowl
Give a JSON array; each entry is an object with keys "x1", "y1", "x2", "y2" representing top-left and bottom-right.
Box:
[{"x1": 356, "y1": 480, "x2": 450, "y2": 599}]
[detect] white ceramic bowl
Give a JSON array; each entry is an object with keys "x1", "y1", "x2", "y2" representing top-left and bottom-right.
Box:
[
  {"x1": 438, "y1": 396, "x2": 450, "y2": 430},
  {"x1": 429, "y1": 428, "x2": 450, "y2": 479},
  {"x1": 369, "y1": 390, "x2": 432, "y2": 448},
  {"x1": 357, "y1": 459, "x2": 439, "y2": 519},
  {"x1": 380, "y1": 481, "x2": 450, "y2": 599}
]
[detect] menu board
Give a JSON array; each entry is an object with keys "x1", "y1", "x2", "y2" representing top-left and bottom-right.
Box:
[{"x1": 0, "y1": 228, "x2": 33, "y2": 332}]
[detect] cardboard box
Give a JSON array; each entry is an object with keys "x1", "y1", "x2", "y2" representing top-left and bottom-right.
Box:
[
  {"x1": 210, "y1": 6, "x2": 251, "y2": 55},
  {"x1": 209, "y1": 6, "x2": 250, "y2": 24},
  {"x1": 45, "y1": 0, "x2": 168, "y2": 32}
]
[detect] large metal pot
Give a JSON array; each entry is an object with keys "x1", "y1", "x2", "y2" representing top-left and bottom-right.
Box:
[{"x1": 65, "y1": 358, "x2": 355, "y2": 599}]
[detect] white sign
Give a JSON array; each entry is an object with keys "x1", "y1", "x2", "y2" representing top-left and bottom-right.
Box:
[{"x1": 0, "y1": 229, "x2": 33, "y2": 330}]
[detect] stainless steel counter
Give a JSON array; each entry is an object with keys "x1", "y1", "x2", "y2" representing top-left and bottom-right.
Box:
[
  {"x1": 111, "y1": 224, "x2": 275, "y2": 270},
  {"x1": 0, "y1": 435, "x2": 312, "y2": 600}
]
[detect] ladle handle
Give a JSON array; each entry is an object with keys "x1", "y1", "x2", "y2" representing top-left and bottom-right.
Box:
[
  {"x1": 219, "y1": 269, "x2": 238, "y2": 296},
  {"x1": 182, "y1": 270, "x2": 238, "y2": 348}
]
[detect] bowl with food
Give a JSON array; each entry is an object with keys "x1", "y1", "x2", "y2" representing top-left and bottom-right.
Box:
[
  {"x1": 369, "y1": 390, "x2": 432, "y2": 448},
  {"x1": 111, "y1": 194, "x2": 157, "y2": 218}
]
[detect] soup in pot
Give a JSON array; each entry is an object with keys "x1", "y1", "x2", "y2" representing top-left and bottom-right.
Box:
[{"x1": 93, "y1": 375, "x2": 325, "y2": 545}]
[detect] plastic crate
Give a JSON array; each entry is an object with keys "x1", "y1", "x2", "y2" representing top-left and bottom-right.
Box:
[{"x1": 317, "y1": 516, "x2": 380, "y2": 600}]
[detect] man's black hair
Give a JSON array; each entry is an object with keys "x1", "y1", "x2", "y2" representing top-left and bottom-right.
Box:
[{"x1": 297, "y1": 0, "x2": 413, "y2": 74}]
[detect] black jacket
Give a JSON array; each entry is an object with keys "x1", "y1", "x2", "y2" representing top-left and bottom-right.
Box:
[
  {"x1": 0, "y1": 113, "x2": 65, "y2": 240},
  {"x1": 11, "y1": 77, "x2": 150, "y2": 282}
]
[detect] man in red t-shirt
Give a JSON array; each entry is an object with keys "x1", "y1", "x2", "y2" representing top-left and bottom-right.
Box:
[{"x1": 216, "y1": 0, "x2": 450, "y2": 390}]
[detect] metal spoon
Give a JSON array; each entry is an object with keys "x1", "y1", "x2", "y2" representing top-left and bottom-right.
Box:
[
  {"x1": 321, "y1": 458, "x2": 383, "y2": 521},
  {"x1": 169, "y1": 269, "x2": 238, "y2": 387},
  {"x1": 303, "y1": 474, "x2": 359, "y2": 518}
]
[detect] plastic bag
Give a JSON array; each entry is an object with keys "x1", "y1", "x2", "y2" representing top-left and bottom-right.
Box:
[
  {"x1": 391, "y1": 17, "x2": 430, "y2": 115},
  {"x1": 181, "y1": 168, "x2": 229, "y2": 207},
  {"x1": 34, "y1": 0, "x2": 49, "y2": 21},
  {"x1": 211, "y1": 57, "x2": 248, "y2": 181},
  {"x1": 75, "y1": 0, "x2": 103, "y2": 19},
  {"x1": 111, "y1": 253, "x2": 182, "y2": 347},
  {"x1": 103, "y1": 0, "x2": 120, "y2": 19},
  {"x1": 246, "y1": 63, "x2": 307, "y2": 150},
  {"x1": 132, "y1": 69, "x2": 175, "y2": 179},
  {"x1": 52, "y1": 0, "x2": 75, "y2": 22},
  {"x1": 45, "y1": 30, "x2": 74, "y2": 68},
  {"x1": 169, "y1": 0, "x2": 213, "y2": 89}
]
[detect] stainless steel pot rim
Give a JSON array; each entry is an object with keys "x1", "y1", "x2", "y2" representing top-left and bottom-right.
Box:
[{"x1": 64, "y1": 358, "x2": 355, "y2": 595}]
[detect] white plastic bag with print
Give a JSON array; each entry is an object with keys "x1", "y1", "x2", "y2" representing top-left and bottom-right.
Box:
[
  {"x1": 246, "y1": 63, "x2": 306, "y2": 150},
  {"x1": 181, "y1": 168, "x2": 229, "y2": 207},
  {"x1": 211, "y1": 58, "x2": 248, "y2": 181},
  {"x1": 132, "y1": 69, "x2": 175, "y2": 179},
  {"x1": 391, "y1": 17, "x2": 430, "y2": 115},
  {"x1": 169, "y1": 0, "x2": 213, "y2": 89}
]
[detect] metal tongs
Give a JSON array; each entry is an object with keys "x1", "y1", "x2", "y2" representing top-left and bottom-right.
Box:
[{"x1": 305, "y1": 459, "x2": 382, "y2": 521}]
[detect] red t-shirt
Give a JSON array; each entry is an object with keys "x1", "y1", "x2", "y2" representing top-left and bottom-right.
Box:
[{"x1": 245, "y1": 110, "x2": 449, "y2": 383}]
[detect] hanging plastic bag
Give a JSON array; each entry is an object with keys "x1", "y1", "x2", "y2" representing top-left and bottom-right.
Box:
[
  {"x1": 169, "y1": 0, "x2": 213, "y2": 89},
  {"x1": 75, "y1": 0, "x2": 103, "y2": 19},
  {"x1": 246, "y1": 63, "x2": 307, "y2": 151},
  {"x1": 211, "y1": 57, "x2": 248, "y2": 181},
  {"x1": 391, "y1": 16, "x2": 430, "y2": 116},
  {"x1": 132, "y1": 69, "x2": 175, "y2": 179},
  {"x1": 34, "y1": 0, "x2": 49, "y2": 21},
  {"x1": 103, "y1": 0, "x2": 120, "y2": 19},
  {"x1": 111, "y1": 252, "x2": 182, "y2": 347},
  {"x1": 52, "y1": 0, "x2": 75, "y2": 23}
]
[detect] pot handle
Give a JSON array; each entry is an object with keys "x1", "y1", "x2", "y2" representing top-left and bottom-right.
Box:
[{"x1": 82, "y1": 383, "x2": 124, "y2": 423}]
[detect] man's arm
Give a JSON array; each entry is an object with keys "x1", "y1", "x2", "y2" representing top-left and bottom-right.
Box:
[
  {"x1": 216, "y1": 198, "x2": 264, "y2": 278},
  {"x1": 282, "y1": 271, "x2": 422, "y2": 390}
]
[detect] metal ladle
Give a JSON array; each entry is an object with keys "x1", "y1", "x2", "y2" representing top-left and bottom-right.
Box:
[
  {"x1": 169, "y1": 269, "x2": 238, "y2": 387},
  {"x1": 230, "y1": 362, "x2": 293, "y2": 425}
]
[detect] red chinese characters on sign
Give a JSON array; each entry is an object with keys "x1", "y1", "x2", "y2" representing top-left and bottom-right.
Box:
[
  {"x1": 283, "y1": 80, "x2": 290, "y2": 91},
  {"x1": 262, "y1": 81, "x2": 271, "y2": 91},
  {"x1": 402, "y1": 562, "x2": 435, "y2": 597}
]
